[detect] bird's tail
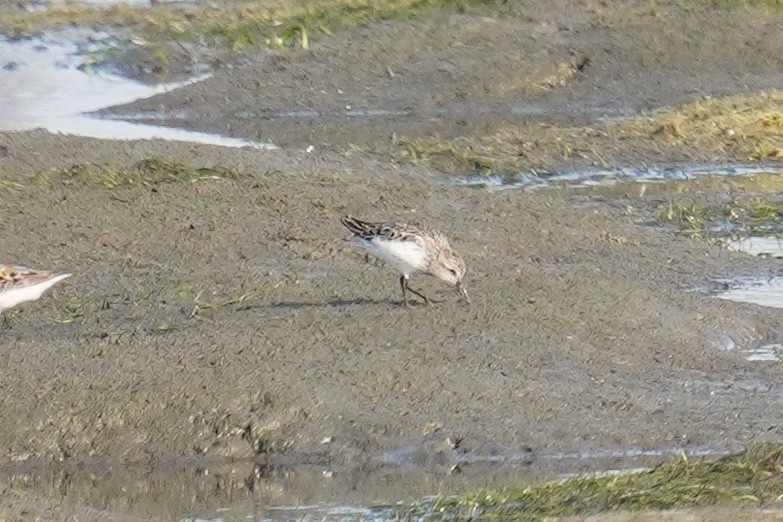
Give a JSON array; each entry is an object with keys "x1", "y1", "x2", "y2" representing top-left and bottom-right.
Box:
[{"x1": 340, "y1": 215, "x2": 376, "y2": 238}]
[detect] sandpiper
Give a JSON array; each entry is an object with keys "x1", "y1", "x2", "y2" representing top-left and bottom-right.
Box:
[
  {"x1": 340, "y1": 216, "x2": 469, "y2": 306},
  {"x1": 0, "y1": 265, "x2": 71, "y2": 313}
]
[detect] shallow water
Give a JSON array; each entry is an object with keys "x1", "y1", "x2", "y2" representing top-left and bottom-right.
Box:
[
  {"x1": 0, "y1": 445, "x2": 733, "y2": 521},
  {"x1": 714, "y1": 276, "x2": 783, "y2": 310},
  {"x1": 722, "y1": 236, "x2": 783, "y2": 259},
  {"x1": 0, "y1": 29, "x2": 273, "y2": 148},
  {"x1": 742, "y1": 343, "x2": 783, "y2": 362},
  {"x1": 457, "y1": 164, "x2": 781, "y2": 190},
  {"x1": 710, "y1": 236, "x2": 783, "y2": 360}
]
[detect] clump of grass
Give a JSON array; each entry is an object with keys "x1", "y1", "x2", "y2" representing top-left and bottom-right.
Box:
[
  {"x1": 176, "y1": 281, "x2": 268, "y2": 320},
  {"x1": 398, "y1": 445, "x2": 783, "y2": 521},
  {"x1": 629, "y1": 91, "x2": 783, "y2": 161},
  {"x1": 57, "y1": 158, "x2": 238, "y2": 189},
  {"x1": 397, "y1": 90, "x2": 783, "y2": 175},
  {"x1": 400, "y1": 125, "x2": 612, "y2": 174},
  {"x1": 0, "y1": 158, "x2": 240, "y2": 193},
  {"x1": 657, "y1": 196, "x2": 783, "y2": 240},
  {"x1": 0, "y1": 0, "x2": 524, "y2": 50},
  {"x1": 402, "y1": 136, "x2": 498, "y2": 172},
  {"x1": 0, "y1": 179, "x2": 26, "y2": 191},
  {"x1": 657, "y1": 201, "x2": 713, "y2": 238},
  {"x1": 55, "y1": 296, "x2": 89, "y2": 325}
]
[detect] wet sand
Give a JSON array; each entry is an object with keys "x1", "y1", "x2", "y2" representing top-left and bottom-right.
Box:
[{"x1": 2, "y1": 0, "x2": 783, "y2": 519}]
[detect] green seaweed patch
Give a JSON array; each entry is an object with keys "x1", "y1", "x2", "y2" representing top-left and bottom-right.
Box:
[
  {"x1": 397, "y1": 445, "x2": 783, "y2": 521},
  {"x1": 57, "y1": 158, "x2": 238, "y2": 189}
]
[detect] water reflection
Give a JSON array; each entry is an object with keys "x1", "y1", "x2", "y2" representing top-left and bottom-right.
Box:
[
  {"x1": 1, "y1": 461, "x2": 501, "y2": 521},
  {"x1": 0, "y1": 444, "x2": 733, "y2": 521}
]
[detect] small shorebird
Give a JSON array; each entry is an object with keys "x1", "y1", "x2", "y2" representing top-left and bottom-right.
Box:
[
  {"x1": 341, "y1": 216, "x2": 469, "y2": 306},
  {"x1": 0, "y1": 265, "x2": 71, "y2": 313}
]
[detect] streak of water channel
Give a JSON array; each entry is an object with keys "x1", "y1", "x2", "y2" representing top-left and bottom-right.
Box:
[{"x1": 457, "y1": 164, "x2": 781, "y2": 190}]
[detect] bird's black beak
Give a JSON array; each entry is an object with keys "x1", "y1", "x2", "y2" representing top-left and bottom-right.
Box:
[{"x1": 456, "y1": 282, "x2": 470, "y2": 304}]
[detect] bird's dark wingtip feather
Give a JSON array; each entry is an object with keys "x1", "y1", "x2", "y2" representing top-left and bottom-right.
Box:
[{"x1": 341, "y1": 215, "x2": 370, "y2": 236}]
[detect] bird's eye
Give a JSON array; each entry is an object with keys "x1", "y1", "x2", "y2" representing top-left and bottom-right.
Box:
[{"x1": 447, "y1": 268, "x2": 457, "y2": 276}]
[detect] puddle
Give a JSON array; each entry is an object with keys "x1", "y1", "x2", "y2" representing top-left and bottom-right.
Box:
[
  {"x1": 0, "y1": 462, "x2": 527, "y2": 522},
  {"x1": 253, "y1": 504, "x2": 407, "y2": 522},
  {"x1": 714, "y1": 276, "x2": 783, "y2": 311},
  {"x1": 380, "y1": 445, "x2": 534, "y2": 467},
  {"x1": 0, "y1": 29, "x2": 274, "y2": 149},
  {"x1": 457, "y1": 164, "x2": 780, "y2": 190},
  {"x1": 0, "y1": 445, "x2": 730, "y2": 521},
  {"x1": 742, "y1": 344, "x2": 783, "y2": 362},
  {"x1": 722, "y1": 236, "x2": 783, "y2": 259},
  {"x1": 539, "y1": 446, "x2": 722, "y2": 461},
  {"x1": 713, "y1": 274, "x2": 783, "y2": 359}
]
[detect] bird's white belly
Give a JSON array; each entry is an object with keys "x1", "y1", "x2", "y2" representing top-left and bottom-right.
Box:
[
  {"x1": 362, "y1": 237, "x2": 428, "y2": 277},
  {"x1": 0, "y1": 284, "x2": 47, "y2": 311},
  {"x1": 0, "y1": 274, "x2": 70, "y2": 312}
]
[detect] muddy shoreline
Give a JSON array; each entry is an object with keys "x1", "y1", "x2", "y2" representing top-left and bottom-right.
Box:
[
  {"x1": 2, "y1": 0, "x2": 783, "y2": 519},
  {"x1": 96, "y1": 1, "x2": 783, "y2": 153},
  {"x1": 3, "y1": 131, "x2": 783, "y2": 512}
]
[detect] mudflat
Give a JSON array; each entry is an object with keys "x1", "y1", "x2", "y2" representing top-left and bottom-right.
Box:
[{"x1": 2, "y1": 0, "x2": 783, "y2": 519}]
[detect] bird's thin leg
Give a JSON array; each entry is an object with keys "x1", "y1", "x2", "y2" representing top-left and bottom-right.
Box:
[
  {"x1": 399, "y1": 275, "x2": 410, "y2": 307},
  {"x1": 404, "y1": 280, "x2": 431, "y2": 305}
]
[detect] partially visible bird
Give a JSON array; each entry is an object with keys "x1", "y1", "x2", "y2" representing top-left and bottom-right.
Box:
[
  {"x1": 340, "y1": 216, "x2": 469, "y2": 307},
  {"x1": 0, "y1": 265, "x2": 71, "y2": 313}
]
